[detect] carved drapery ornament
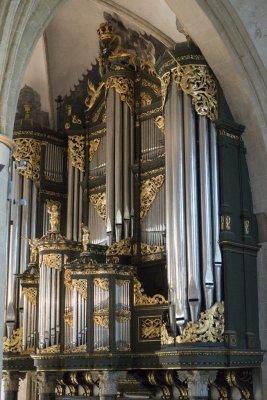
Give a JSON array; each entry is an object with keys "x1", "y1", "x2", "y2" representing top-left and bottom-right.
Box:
[
  {"x1": 22, "y1": 287, "x2": 37, "y2": 305},
  {"x1": 134, "y1": 278, "x2": 167, "y2": 306},
  {"x1": 3, "y1": 328, "x2": 23, "y2": 353},
  {"x1": 68, "y1": 135, "x2": 85, "y2": 171},
  {"x1": 140, "y1": 175, "x2": 165, "y2": 221},
  {"x1": 160, "y1": 63, "x2": 218, "y2": 121},
  {"x1": 89, "y1": 192, "x2": 106, "y2": 220},
  {"x1": 106, "y1": 76, "x2": 134, "y2": 112},
  {"x1": 13, "y1": 137, "x2": 41, "y2": 180}
]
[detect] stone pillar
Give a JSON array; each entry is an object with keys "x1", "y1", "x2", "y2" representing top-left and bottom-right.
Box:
[
  {"x1": 180, "y1": 370, "x2": 214, "y2": 400},
  {"x1": 37, "y1": 372, "x2": 60, "y2": 400},
  {"x1": 2, "y1": 371, "x2": 25, "y2": 400},
  {"x1": 0, "y1": 135, "x2": 15, "y2": 387},
  {"x1": 96, "y1": 371, "x2": 126, "y2": 400}
]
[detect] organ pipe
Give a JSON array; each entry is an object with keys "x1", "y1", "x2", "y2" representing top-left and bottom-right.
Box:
[
  {"x1": 199, "y1": 115, "x2": 214, "y2": 309},
  {"x1": 183, "y1": 93, "x2": 201, "y2": 323},
  {"x1": 106, "y1": 88, "x2": 115, "y2": 244}
]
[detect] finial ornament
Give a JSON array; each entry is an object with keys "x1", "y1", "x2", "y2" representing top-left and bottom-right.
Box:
[{"x1": 47, "y1": 202, "x2": 61, "y2": 232}]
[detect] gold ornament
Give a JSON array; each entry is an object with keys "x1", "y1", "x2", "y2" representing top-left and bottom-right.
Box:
[
  {"x1": 140, "y1": 175, "x2": 165, "y2": 221},
  {"x1": 115, "y1": 310, "x2": 131, "y2": 323},
  {"x1": 68, "y1": 135, "x2": 85, "y2": 172},
  {"x1": 13, "y1": 138, "x2": 41, "y2": 181},
  {"x1": 140, "y1": 92, "x2": 152, "y2": 107},
  {"x1": 89, "y1": 192, "x2": 106, "y2": 220},
  {"x1": 42, "y1": 254, "x2": 62, "y2": 270},
  {"x1": 89, "y1": 138, "x2": 101, "y2": 161},
  {"x1": 106, "y1": 238, "x2": 132, "y2": 256},
  {"x1": 161, "y1": 324, "x2": 174, "y2": 345},
  {"x1": 93, "y1": 278, "x2": 109, "y2": 291},
  {"x1": 140, "y1": 317, "x2": 162, "y2": 340},
  {"x1": 154, "y1": 115, "x2": 165, "y2": 133},
  {"x1": 22, "y1": 287, "x2": 37, "y2": 305},
  {"x1": 106, "y1": 76, "x2": 134, "y2": 112},
  {"x1": 177, "y1": 301, "x2": 224, "y2": 343},
  {"x1": 93, "y1": 314, "x2": 109, "y2": 328},
  {"x1": 64, "y1": 311, "x2": 73, "y2": 327},
  {"x1": 92, "y1": 102, "x2": 105, "y2": 123},
  {"x1": 40, "y1": 344, "x2": 60, "y2": 354},
  {"x1": 85, "y1": 80, "x2": 105, "y2": 111},
  {"x1": 142, "y1": 79, "x2": 161, "y2": 97},
  {"x1": 73, "y1": 279, "x2": 87, "y2": 299},
  {"x1": 47, "y1": 201, "x2": 61, "y2": 232},
  {"x1": 3, "y1": 328, "x2": 23, "y2": 353},
  {"x1": 134, "y1": 278, "x2": 167, "y2": 306}
]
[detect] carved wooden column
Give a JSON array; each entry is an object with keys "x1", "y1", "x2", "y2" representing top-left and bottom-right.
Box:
[{"x1": 2, "y1": 371, "x2": 25, "y2": 400}]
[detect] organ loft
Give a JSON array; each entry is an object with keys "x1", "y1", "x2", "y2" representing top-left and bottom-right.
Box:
[{"x1": 2, "y1": 13, "x2": 263, "y2": 400}]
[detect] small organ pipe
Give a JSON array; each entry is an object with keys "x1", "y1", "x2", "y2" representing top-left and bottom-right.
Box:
[
  {"x1": 51, "y1": 268, "x2": 56, "y2": 345},
  {"x1": 73, "y1": 167, "x2": 79, "y2": 241},
  {"x1": 123, "y1": 102, "x2": 130, "y2": 238},
  {"x1": 22, "y1": 296, "x2": 28, "y2": 350},
  {"x1": 72, "y1": 289, "x2": 78, "y2": 346},
  {"x1": 210, "y1": 122, "x2": 222, "y2": 301},
  {"x1": 31, "y1": 183, "x2": 37, "y2": 239},
  {"x1": 78, "y1": 170, "x2": 83, "y2": 241},
  {"x1": 20, "y1": 177, "x2": 31, "y2": 272},
  {"x1": 183, "y1": 93, "x2": 201, "y2": 323},
  {"x1": 114, "y1": 93, "x2": 123, "y2": 242},
  {"x1": 199, "y1": 116, "x2": 214, "y2": 309}
]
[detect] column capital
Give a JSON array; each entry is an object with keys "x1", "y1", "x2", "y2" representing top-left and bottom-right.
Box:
[
  {"x1": 2, "y1": 371, "x2": 26, "y2": 392},
  {"x1": 0, "y1": 134, "x2": 15, "y2": 152}
]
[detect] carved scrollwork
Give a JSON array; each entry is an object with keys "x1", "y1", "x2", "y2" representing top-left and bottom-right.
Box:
[
  {"x1": 13, "y1": 138, "x2": 41, "y2": 180},
  {"x1": 3, "y1": 328, "x2": 23, "y2": 353},
  {"x1": 134, "y1": 278, "x2": 167, "y2": 306},
  {"x1": 22, "y1": 287, "x2": 37, "y2": 305},
  {"x1": 140, "y1": 242, "x2": 165, "y2": 256},
  {"x1": 68, "y1": 135, "x2": 85, "y2": 172},
  {"x1": 142, "y1": 79, "x2": 161, "y2": 97},
  {"x1": 89, "y1": 192, "x2": 106, "y2": 220},
  {"x1": 140, "y1": 92, "x2": 152, "y2": 107},
  {"x1": 106, "y1": 76, "x2": 134, "y2": 111},
  {"x1": 141, "y1": 317, "x2": 162, "y2": 340},
  {"x1": 85, "y1": 80, "x2": 105, "y2": 112},
  {"x1": 106, "y1": 238, "x2": 132, "y2": 256},
  {"x1": 154, "y1": 115, "x2": 165, "y2": 133},
  {"x1": 64, "y1": 311, "x2": 73, "y2": 327},
  {"x1": 93, "y1": 314, "x2": 109, "y2": 328},
  {"x1": 178, "y1": 301, "x2": 224, "y2": 343},
  {"x1": 40, "y1": 344, "x2": 60, "y2": 354},
  {"x1": 140, "y1": 175, "x2": 165, "y2": 221}
]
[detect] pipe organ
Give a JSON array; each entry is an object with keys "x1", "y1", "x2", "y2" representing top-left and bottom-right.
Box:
[{"x1": 2, "y1": 16, "x2": 263, "y2": 400}]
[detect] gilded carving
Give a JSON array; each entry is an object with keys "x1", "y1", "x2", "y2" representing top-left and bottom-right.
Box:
[
  {"x1": 28, "y1": 239, "x2": 39, "y2": 264},
  {"x1": 85, "y1": 80, "x2": 105, "y2": 111},
  {"x1": 89, "y1": 192, "x2": 106, "y2": 220},
  {"x1": 22, "y1": 287, "x2": 37, "y2": 305},
  {"x1": 142, "y1": 79, "x2": 161, "y2": 97},
  {"x1": 42, "y1": 254, "x2": 62, "y2": 270},
  {"x1": 64, "y1": 344, "x2": 86, "y2": 353},
  {"x1": 92, "y1": 102, "x2": 105, "y2": 123},
  {"x1": 140, "y1": 92, "x2": 152, "y2": 107},
  {"x1": 47, "y1": 201, "x2": 61, "y2": 232},
  {"x1": 40, "y1": 344, "x2": 60, "y2": 354},
  {"x1": 106, "y1": 76, "x2": 134, "y2": 111},
  {"x1": 89, "y1": 138, "x2": 101, "y2": 161},
  {"x1": 177, "y1": 301, "x2": 224, "y2": 343},
  {"x1": 3, "y1": 328, "x2": 23, "y2": 353},
  {"x1": 93, "y1": 314, "x2": 109, "y2": 328},
  {"x1": 226, "y1": 371, "x2": 253, "y2": 400},
  {"x1": 93, "y1": 278, "x2": 109, "y2": 291},
  {"x1": 64, "y1": 311, "x2": 73, "y2": 327},
  {"x1": 140, "y1": 317, "x2": 162, "y2": 340},
  {"x1": 68, "y1": 135, "x2": 85, "y2": 172},
  {"x1": 81, "y1": 224, "x2": 90, "y2": 252},
  {"x1": 154, "y1": 115, "x2": 165, "y2": 133},
  {"x1": 140, "y1": 242, "x2": 165, "y2": 256},
  {"x1": 13, "y1": 138, "x2": 41, "y2": 180},
  {"x1": 106, "y1": 238, "x2": 132, "y2": 256},
  {"x1": 161, "y1": 324, "x2": 174, "y2": 345},
  {"x1": 140, "y1": 106, "x2": 162, "y2": 120},
  {"x1": 140, "y1": 175, "x2": 165, "y2": 221},
  {"x1": 64, "y1": 269, "x2": 72, "y2": 290},
  {"x1": 221, "y1": 215, "x2": 231, "y2": 231},
  {"x1": 134, "y1": 278, "x2": 167, "y2": 306},
  {"x1": 73, "y1": 279, "x2": 87, "y2": 299},
  {"x1": 72, "y1": 115, "x2": 82, "y2": 125}
]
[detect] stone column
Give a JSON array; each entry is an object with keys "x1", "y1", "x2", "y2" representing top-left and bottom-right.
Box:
[
  {"x1": 96, "y1": 371, "x2": 126, "y2": 400},
  {"x1": 180, "y1": 370, "x2": 215, "y2": 400},
  {"x1": 2, "y1": 371, "x2": 25, "y2": 400},
  {"x1": 0, "y1": 135, "x2": 15, "y2": 387},
  {"x1": 37, "y1": 371, "x2": 60, "y2": 400}
]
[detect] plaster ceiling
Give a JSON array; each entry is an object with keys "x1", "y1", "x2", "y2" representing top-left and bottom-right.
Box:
[{"x1": 21, "y1": 0, "x2": 184, "y2": 128}]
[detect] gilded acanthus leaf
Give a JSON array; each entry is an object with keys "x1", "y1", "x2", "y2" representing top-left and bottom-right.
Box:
[
  {"x1": 13, "y1": 138, "x2": 41, "y2": 181},
  {"x1": 68, "y1": 135, "x2": 85, "y2": 172},
  {"x1": 140, "y1": 175, "x2": 165, "y2": 221},
  {"x1": 42, "y1": 254, "x2": 62, "y2": 270},
  {"x1": 3, "y1": 328, "x2": 23, "y2": 353},
  {"x1": 89, "y1": 192, "x2": 106, "y2": 221},
  {"x1": 72, "y1": 279, "x2": 87, "y2": 299},
  {"x1": 22, "y1": 287, "x2": 37, "y2": 305},
  {"x1": 85, "y1": 80, "x2": 105, "y2": 112},
  {"x1": 134, "y1": 278, "x2": 167, "y2": 306},
  {"x1": 89, "y1": 138, "x2": 101, "y2": 161}
]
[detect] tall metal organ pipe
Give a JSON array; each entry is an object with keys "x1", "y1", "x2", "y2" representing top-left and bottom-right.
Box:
[
  {"x1": 199, "y1": 116, "x2": 214, "y2": 309},
  {"x1": 106, "y1": 88, "x2": 115, "y2": 244}
]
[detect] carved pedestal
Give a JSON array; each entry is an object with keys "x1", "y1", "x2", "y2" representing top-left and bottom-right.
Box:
[{"x1": 2, "y1": 371, "x2": 25, "y2": 400}]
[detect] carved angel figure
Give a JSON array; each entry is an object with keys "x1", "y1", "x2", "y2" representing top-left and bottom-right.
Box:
[
  {"x1": 81, "y1": 223, "x2": 90, "y2": 252},
  {"x1": 28, "y1": 239, "x2": 39, "y2": 264}
]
